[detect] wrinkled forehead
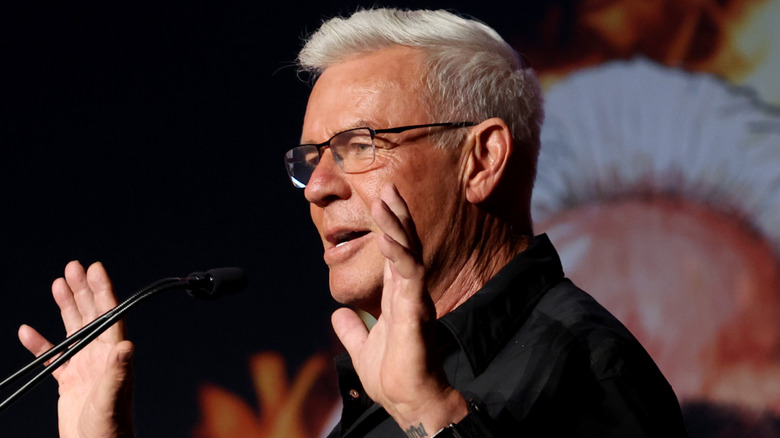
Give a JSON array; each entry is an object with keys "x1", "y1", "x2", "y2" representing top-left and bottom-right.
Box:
[{"x1": 301, "y1": 47, "x2": 429, "y2": 142}]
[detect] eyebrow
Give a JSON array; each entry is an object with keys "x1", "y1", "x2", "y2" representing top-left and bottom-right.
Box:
[{"x1": 299, "y1": 119, "x2": 380, "y2": 145}]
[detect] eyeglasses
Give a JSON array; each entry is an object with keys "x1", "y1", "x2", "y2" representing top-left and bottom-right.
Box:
[{"x1": 284, "y1": 121, "x2": 475, "y2": 188}]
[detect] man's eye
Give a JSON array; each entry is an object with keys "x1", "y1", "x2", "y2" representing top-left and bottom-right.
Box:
[
  {"x1": 346, "y1": 140, "x2": 373, "y2": 154},
  {"x1": 304, "y1": 149, "x2": 320, "y2": 164}
]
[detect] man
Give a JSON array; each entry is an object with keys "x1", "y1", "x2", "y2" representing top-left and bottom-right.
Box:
[{"x1": 19, "y1": 8, "x2": 687, "y2": 437}]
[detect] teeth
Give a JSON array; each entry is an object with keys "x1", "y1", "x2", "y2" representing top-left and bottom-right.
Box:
[{"x1": 333, "y1": 230, "x2": 369, "y2": 248}]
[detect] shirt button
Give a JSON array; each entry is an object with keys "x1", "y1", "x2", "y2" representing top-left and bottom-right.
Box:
[{"x1": 348, "y1": 389, "x2": 360, "y2": 399}]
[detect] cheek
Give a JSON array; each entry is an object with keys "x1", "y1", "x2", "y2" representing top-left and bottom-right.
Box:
[
  {"x1": 348, "y1": 164, "x2": 395, "y2": 212},
  {"x1": 398, "y1": 161, "x2": 463, "y2": 241},
  {"x1": 388, "y1": 148, "x2": 460, "y2": 192},
  {"x1": 354, "y1": 148, "x2": 463, "y2": 232}
]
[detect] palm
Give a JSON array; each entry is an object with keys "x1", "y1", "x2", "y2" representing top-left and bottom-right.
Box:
[
  {"x1": 331, "y1": 184, "x2": 456, "y2": 427},
  {"x1": 18, "y1": 261, "x2": 133, "y2": 438},
  {"x1": 55, "y1": 334, "x2": 123, "y2": 436}
]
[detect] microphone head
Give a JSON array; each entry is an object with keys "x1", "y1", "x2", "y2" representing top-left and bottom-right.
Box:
[{"x1": 186, "y1": 267, "x2": 247, "y2": 299}]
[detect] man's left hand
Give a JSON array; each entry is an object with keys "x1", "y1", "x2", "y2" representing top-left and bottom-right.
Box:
[{"x1": 331, "y1": 183, "x2": 468, "y2": 436}]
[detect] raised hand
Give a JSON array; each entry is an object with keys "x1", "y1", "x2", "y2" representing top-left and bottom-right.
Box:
[
  {"x1": 331, "y1": 184, "x2": 467, "y2": 436},
  {"x1": 18, "y1": 261, "x2": 134, "y2": 438}
]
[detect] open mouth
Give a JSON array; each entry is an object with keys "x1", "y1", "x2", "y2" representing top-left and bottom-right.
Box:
[{"x1": 334, "y1": 230, "x2": 370, "y2": 247}]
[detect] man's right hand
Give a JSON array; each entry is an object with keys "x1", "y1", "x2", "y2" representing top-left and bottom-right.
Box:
[{"x1": 18, "y1": 261, "x2": 134, "y2": 438}]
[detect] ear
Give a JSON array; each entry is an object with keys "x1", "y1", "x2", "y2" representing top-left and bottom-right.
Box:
[{"x1": 463, "y1": 118, "x2": 513, "y2": 205}]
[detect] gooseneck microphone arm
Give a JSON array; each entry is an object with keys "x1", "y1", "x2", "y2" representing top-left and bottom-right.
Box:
[{"x1": 0, "y1": 267, "x2": 247, "y2": 413}]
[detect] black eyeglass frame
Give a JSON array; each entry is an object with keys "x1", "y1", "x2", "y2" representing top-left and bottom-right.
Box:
[{"x1": 284, "y1": 121, "x2": 476, "y2": 188}]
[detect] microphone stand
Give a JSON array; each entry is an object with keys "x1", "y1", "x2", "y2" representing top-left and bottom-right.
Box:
[{"x1": 0, "y1": 271, "x2": 228, "y2": 412}]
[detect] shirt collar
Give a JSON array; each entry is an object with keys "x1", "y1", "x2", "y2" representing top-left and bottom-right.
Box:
[{"x1": 437, "y1": 234, "x2": 565, "y2": 375}]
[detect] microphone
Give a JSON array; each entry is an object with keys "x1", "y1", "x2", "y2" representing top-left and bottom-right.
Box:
[
  {"x1": 185, "y1": 267, "x2": 248, "y2": 299},
  {"x1": 0, "y1": 267, "x2": 247, "y2": 412}
]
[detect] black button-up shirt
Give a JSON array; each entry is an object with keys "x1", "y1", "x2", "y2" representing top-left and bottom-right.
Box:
[{"x1": 329, "y1": 234, "x2": 687, "y2": 437}]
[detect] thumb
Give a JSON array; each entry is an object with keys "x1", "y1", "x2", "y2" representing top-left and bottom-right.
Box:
[
  {"x1": 81, "y1": 341, "x2": 135, "y2": 437},
  {"x1": 331, "y1": 308, "x2": 369, "y2": 360}
]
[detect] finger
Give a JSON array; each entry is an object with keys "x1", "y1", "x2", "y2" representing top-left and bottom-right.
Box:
[
  {"x1": 97, "y1": 341, "x2": 134, "y2": 397},
  {"x1": 377, "y1": 232, "x2": 426, "y2": 281},
  {"x1": 381, "y1": 260, "x2": 396, "y2": 321},
  {"x1": 380, "y1": 256, "x2": 429, "y2": 329},
  {"x1": 64, "y1": 260, "x2": 99, "y2": 323},
  {"x1": 18, "y1": 324, "x2": 72, "y2": 378},
  {"x1": 381, "y1": 184, "x2": 416, "y2": 237},
  {"x1": 18, "y1": 324, "x2": 55, "y2": 359},
  {"x1": 371, "y1": 186, "x2": 425, "y2": 294},
  {"x1": 52, "y1": 275, "x2": 85, "y2": 336},
  {"x1": 371, "y1": 198, "x2": 406, "y2": 248},
  {"x1": 371, "y1": 201, "x2": 424, "y2": 282},
  {"x1": 331, "y1": 308, "x2": 369, "y2": 365},
  {"x1": 371, "y1": 184, "x2": 417, "y2": 252},
  {"x1": 86, "y1": 262, "x2": 124, "y2": 342},
  {"x1": 87, "y1": 262, "x2": 118, "y2": 313}
]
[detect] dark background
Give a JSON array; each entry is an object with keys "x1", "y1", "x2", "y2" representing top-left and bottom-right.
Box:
[{"x1": 1, "y1": 1, "x2": 549, "y2": 436}]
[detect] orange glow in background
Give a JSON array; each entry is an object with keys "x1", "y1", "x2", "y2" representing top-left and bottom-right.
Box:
[{"x1": 194, "y1": 1, "x2": 780, "y2": 436}]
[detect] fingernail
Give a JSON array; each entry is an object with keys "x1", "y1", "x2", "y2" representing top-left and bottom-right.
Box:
[{"x1": 118, "y1": 350, "x2": 133, "y2": 364}]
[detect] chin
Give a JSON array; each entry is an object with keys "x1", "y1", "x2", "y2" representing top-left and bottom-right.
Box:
[
  {"x1": 326, "y1": 248, "x2": 385, "y2": 312},
  {"x1": 328, "y1": 271, "x2": 382, "y2": 315}
]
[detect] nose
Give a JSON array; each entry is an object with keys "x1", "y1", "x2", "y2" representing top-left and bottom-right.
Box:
[{"x1": 304, "y1": 148, "x2": 351, "y2": 206}]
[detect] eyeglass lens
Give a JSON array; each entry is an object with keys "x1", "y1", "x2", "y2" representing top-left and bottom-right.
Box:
[{"x1": 285, "y1": 128, "x2": 376, "y2": 188}]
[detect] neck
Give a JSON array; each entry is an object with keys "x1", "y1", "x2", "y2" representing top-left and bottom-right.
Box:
[{"x1": 428, "y1": 213, "x2": 532, "y2": 318}]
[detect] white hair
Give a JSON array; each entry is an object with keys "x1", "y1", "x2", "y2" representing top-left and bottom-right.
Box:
[{"x1": 297, "y1": 7, "x2": 544, "y2": 189}]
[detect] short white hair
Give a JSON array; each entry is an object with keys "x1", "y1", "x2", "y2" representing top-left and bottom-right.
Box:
[{"x1": 298, "y1": 7, "x2": 544, "y2": 194}]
